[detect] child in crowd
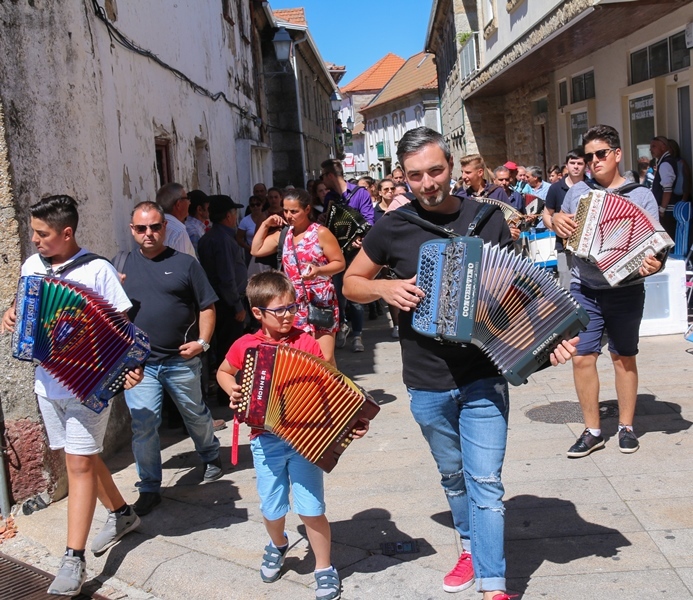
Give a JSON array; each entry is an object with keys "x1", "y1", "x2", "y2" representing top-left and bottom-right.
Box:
[
  {"x1": 1, "y1": 195, "x2": 143, "y2": 596},
  {"x1": 217, "y1": 271, "x2": 368, "y2": 600}
]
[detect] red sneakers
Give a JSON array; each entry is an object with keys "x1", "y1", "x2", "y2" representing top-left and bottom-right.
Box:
[
  {"x1": 491, "y1": 594, "x2": 518, "y2": 600},
  {"x1": 442, "y1": 551, "x2": 474, "y2": 592}
]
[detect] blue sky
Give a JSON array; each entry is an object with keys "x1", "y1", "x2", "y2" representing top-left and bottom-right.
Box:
[{"x1": 269, "y1": 0, "x2": 433, "y2": 86}]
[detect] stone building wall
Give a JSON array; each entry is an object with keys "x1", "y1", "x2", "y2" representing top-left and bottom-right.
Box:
[{"x1": 0, "y1": 0, "x2": 262, "y2": 505}]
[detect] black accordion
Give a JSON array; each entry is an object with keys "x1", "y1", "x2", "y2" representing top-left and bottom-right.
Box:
[
  {"x1": 324, "y1": 201, "x2": 371, "y2": 263},
  {"x1": 412, "y1": 237, "x2": 589, "y2": 385}
]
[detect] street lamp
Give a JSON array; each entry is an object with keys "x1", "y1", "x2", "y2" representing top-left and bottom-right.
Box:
[
  {"x1": 272, "y1": 27, "x2": 293, "y2": 63},
  {"x1": 346, "y1": 116, "x2": 353, "y2": 131},
  {"x1": 330, "y1": 90, "x2": 343, "y2": 112}
]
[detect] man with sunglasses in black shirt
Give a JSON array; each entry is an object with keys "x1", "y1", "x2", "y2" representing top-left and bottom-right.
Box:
[{"x1": 120, "y1": 201, "x2": 223, "y2": 517}]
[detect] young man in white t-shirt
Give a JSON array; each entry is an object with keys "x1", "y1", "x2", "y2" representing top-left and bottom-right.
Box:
[{"x1": 1, "y1": 195, "x2": 143, "y2": 596}]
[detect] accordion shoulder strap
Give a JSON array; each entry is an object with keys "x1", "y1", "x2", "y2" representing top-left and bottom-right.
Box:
[
  {"x1": 41, "y1": 252, "x2": 110, "y2": 277},
  {"x1": 395, "y1": 201, "x2": 499, "y2": 239}
]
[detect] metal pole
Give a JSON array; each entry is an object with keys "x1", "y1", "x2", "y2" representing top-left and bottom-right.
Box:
[{"x1": 0, "y1": 443, "x2": 11, "y2": 518}]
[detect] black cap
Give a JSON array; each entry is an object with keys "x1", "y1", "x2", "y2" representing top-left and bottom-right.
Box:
[{"x1": 208, "y1": 194, "x2": 243, "y2": 223}]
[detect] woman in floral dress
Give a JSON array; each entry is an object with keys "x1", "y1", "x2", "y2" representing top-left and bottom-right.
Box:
[{"x1": 251, "y1": 188, "x2": 345, "y2": 364}]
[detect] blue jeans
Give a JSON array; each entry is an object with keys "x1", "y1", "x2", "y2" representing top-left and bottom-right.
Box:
[
  {"x1": 124, "y1": 355, "x2": 220, "y2": 493},
  {"x1": 408, "y1": 377, "x2": 509, "y2": 593}
]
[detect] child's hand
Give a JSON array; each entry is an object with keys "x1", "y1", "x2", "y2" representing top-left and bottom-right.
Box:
[
  {"x1": 228, "y1": 379, "x2": 242, "y2": 410},
  {"x1": 352, "y1": 417, "x2": 370, "y2": 439}
]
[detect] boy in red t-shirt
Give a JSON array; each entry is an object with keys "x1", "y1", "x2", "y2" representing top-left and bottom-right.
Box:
[{"x1": 217, "y1": 271, "x2": 368, "y2": 600}]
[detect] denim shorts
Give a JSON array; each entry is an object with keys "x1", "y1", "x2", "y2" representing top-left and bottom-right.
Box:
[
  {"x1": 251, "y1": 433, "x2": 325, "y2": 520},
  {"x1": 37, "y1": 395, "x2": 111, "y2": 455},
  {"x1": 570, "y1": 283, "x2": 645, "y2": 356}
]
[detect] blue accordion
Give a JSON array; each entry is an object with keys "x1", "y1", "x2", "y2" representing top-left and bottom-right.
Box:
[{"x1": 412, "y1": 237, "x2": 589, "y2": 385}]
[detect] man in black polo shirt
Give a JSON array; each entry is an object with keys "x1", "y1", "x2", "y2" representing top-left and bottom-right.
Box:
[
  {"x1": 121, "y1": 201, "x2": 222, "y2": 516},
  {"x1": 344, "y1": 127, "x2": 576, "y2": 600},
  {"x1": 543, "y1": 148, "x2": 587, "y2": 289}
]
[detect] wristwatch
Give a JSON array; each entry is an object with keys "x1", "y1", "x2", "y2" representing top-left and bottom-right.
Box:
[{"x1": 196, "y1": 338, "x2": 211, "y2": 352}]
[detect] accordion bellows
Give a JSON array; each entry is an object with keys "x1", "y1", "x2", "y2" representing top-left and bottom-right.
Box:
[
  {"x1": 12, "y1": 276, "x2": 150, "y2": 413},
  {"x1": 566, "y1": 189, "x2": 674, "y2": 285},
  {"x1": 237, "y1": 344, "x2": 379, "y2": 472},
  {"x1": 412, "y1": 237, "x2": 589, "y2": 386}
]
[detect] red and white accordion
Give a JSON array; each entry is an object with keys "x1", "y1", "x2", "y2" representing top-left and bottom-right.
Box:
[
  {"x1": 12, "y1": 276, "x2": 150, "y2": 413},
  {"x1": 236, "y1": 343, "x2": 379, "y2": 472},
  {"x1": 565, "y1": 189, "x2": 674, "y2": 286}
]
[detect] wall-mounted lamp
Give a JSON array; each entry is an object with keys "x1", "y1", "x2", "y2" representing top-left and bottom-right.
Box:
[
  {"x1": 330, "y1": 90, "x2": 343, "y2": 112},
  {"x1": 346, "y1": 116, "x2": 353, "y2": 131},
  {"x1": 273, "y1": 27, "x2": 293, "y2": 63}
]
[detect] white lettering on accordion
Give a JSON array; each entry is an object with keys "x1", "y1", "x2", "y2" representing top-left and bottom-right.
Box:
[
  {"x1": 532, "y1": 332, "x2": 559, "y2": 356},
  {"x1": 462, "y1": 262, "x2": 475, "y2": 318},
  {"x1": 257, "y1": 369, "x2": 267, "y2": 401}
]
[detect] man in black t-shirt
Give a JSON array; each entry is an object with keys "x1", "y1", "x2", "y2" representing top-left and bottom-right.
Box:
[
  {"x1": 344, "y1": 127, "x2": 576, "y2": 600},
  {"x1": 121, "y1": 201, "x2": 222, "y2": 516}
]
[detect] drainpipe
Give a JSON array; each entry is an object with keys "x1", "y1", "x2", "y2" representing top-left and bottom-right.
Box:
[
  {"x1": 291, "y1": 38, "x2": 308, "y2": 187},
  {"x1": 0, "y1": 437, "x2": 10, "y2": 518}
]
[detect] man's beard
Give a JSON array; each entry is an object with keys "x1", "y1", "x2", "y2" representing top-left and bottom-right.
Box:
[{"x1": 418, "y1": 190, "x2": 446, "y2": 207}]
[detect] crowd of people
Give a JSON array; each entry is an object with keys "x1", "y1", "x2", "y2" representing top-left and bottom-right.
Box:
[{"x1": 1, "y1": 121, "x2": 686, "y2": 600}]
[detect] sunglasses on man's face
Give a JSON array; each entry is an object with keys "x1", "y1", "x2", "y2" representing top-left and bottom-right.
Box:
[
  {"x1": 584, "y1": 148, "x2": 617, "y2": 163},
  {"x1": 131, "y1": 223, "x2": 164, "y2": 234}
]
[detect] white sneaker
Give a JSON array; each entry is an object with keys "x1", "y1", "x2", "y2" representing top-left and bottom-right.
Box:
[
  {"x1": 391, "y1": 326, "x2": 399, "y2": 339},
  {"x1": 48, "y1": 555, "x2": 86, "y2": 596}
]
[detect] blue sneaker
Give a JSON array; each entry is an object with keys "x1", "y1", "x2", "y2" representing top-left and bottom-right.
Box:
[
  {"x1": 260, "y1": 535, "x2": 288, "y2": 583},
  {"x1": 315, "y1": 566, "x2": 341, "y2": 599}
]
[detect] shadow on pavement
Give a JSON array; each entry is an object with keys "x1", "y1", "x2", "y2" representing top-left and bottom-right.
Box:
[{"x1": 504, "y1": 494, "x2": 631, "y2": 595}]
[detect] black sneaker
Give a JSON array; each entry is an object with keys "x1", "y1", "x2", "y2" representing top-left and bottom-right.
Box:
[
  {"x1": 618, "y1": 428, "x2": 639, "y2": 454},
  {"x1": 566, "y1": 429, "x2": 605, "y2": 458},
  {"x1": 203, "y1": 456, "x2": 223, "y2": 482},
  {"x1": 133, "y1": 492, "x2": 162, "y2": 516}
]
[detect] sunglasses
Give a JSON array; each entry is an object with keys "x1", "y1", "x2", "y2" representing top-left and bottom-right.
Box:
[
  {"x1": 584, "y1": 148, "x2": 617, "y2": 163},
  {"x1": 258, "y1": 303, "x2": 299, "y2": 318},
  {"x1": 131, "y1": 223, "x2": 164, "y2": 234},
  {"x1": 381, "y1": 187, "x2": 395, "y2": 192}
]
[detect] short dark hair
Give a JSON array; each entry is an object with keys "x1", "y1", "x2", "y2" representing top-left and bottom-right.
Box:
[
  {"x1": 357, "y1": 176, "x2": 375, "y2": 187},
  {"x1": 391, "y1": 167, "x2": 404, "y2": 176},
  {"x1": 29, "y1": 195, "x2": 79, "y2": 233},
  {"x1": 493, "y1": 166, "x2": 510, "y2": 177},
  {"x1": 246, "y1": 270, "x2": 296, "y2": 309},
  {"x1": 397, "y1": 127, "x2": 451, "y2": 168},
  {"x1": 565, "y1": 147, "x2": 585, "y2": 163},
  {"x1": 156, "y1": 182, "x2": 186, "y2": 214},
  {"x1": 548, "y1": 164, "x2": 562, "y2": 176},
  {"x1": 321, "y1": 159, "x2": 344, "y2": 178},
  {"x1": 188, "y1": 190, "x2": 209, "y2": 216},
  {"x1": 132, "y1": 201, "x2": 165, "y2": 220},
  {"x1": 583, "y1": 125, "x2": 621, "y2": 149}
]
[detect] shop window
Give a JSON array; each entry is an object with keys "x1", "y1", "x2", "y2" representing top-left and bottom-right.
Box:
[
  {"x1": 630, "y1": 31, "x2": 691, "y2": 85},
  {"x1": 558, "y1": 80, "x2": 568, "y2": 109}
]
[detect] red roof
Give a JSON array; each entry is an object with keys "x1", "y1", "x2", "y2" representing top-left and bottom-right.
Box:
[
  {"x1": 341, "y1": 53, "x2": 405, "y2": 94},
  {"x1": 363, "y1": 52, "x2": 438, "y2": 112},
  {"x1": 274, "y1": 8, "x2": 307, "y2": 26}
]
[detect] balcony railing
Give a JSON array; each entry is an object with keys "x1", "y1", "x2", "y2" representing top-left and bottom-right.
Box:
[{"x1": 459, "y1": 32, "x2": 479, "y2": 84}]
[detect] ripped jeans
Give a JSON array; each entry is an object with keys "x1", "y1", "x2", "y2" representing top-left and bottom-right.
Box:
[{"x1": 408, "y1": 377, "x2": 509, "y2": 592}]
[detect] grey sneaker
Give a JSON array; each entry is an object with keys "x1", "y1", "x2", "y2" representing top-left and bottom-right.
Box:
[
  {"x1": 260, "y1": 535, "x2": 288, "y2": 583},
  {"x1": 203, "y1": 456, "x2": 223, "y2": 482},
  {"x1": 315, "y1": 566, "x2": 341, "y2": 599},
  {"x1": 566, "y1": 429, "x2": 605, "y2": 458},
  {"x1": 352, "y1": 335, "x2": 364, "y2": 352},
  {"x1": 47, "y1": 555, "x2": 86, "y2": 596},
  {"x1": 335, "y1": 323, "x2": 351, "y2": 349},
  {"x1": 91, "y1": 507, "x2": 141, "y2": 555}
]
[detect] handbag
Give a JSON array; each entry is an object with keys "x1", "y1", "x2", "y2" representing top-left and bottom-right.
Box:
[{"x1": 290, "y1": 231, "x2": 336, "y2": 329}]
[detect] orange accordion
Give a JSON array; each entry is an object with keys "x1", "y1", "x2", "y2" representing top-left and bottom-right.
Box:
[
  {"x1": 235, "y1": 343, "x2": 380, "y2": 472},
  {"x1": 565, "y1": 189, "x2": 674, "y2": 285}
]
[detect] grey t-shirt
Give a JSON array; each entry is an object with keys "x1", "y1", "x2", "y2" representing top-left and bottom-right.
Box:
[{"x1": 560, "y1": 181, "x2": 660, "y2": 289}]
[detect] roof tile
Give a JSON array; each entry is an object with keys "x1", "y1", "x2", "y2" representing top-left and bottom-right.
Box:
[
  {"x1": 274, "y1": 8, "x2": 307, "y2": 26},
  {"x1": 362, "y1": 52, "x2": 438, "y2": 112},
  {"x1": 341, "y1": 53, "x2": 405, "y2": 93}
]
